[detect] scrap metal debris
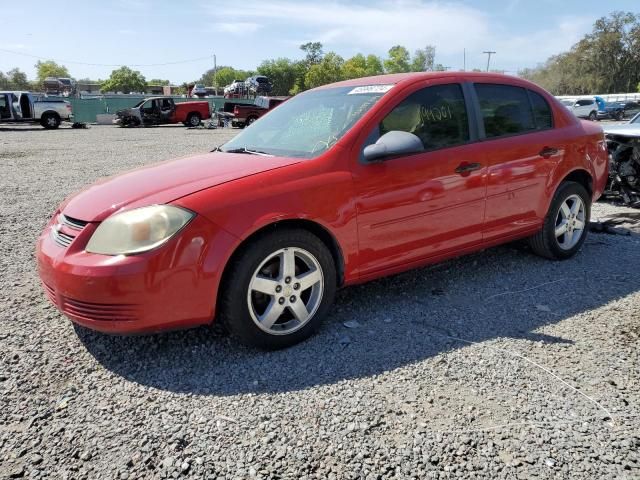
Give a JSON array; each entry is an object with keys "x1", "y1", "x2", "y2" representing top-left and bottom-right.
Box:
[
  {"x1": 604, "y1": 132, "x2": 640, "y2": 207},
  {"x1": 590, "y1": 212, "x2": 640, "y2": 236}
]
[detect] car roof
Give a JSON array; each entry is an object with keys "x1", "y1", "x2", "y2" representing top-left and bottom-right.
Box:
[{"x1": 313, "y1": 71, "x2": 548, "y2": 92}]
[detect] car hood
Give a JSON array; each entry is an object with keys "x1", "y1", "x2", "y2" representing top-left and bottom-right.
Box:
[
  {"x1": 61, "y1": 152, "x2": 301, "y2": 221},
  {"x1": 603, "y1": 123, "x2": 640, "y2": 137}
]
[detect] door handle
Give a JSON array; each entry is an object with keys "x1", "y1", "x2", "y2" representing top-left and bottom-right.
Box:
[
  {"x1": 539, "y1": 146, "x2": 559, "y2": 159},
  {"x1": 455, "y1": 162, "x2": 482, "y2": 175}
]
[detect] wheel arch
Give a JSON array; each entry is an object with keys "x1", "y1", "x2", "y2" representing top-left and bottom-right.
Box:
[
  {"x1": 41, "y1": 110, "x2": 60, "y2": 119},
  {"x1": 560, "y1": 168, "x2": 593, "y2": 197},
  {"x1": 215, "y1": 219, "x2": 345, "y2": 318}
]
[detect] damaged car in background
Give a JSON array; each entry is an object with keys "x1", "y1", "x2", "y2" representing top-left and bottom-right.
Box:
[{"x1": 604, "y1": 112, "x2": 640, "y2": 207}]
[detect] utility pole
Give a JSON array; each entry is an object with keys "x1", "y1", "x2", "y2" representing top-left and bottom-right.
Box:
[
  {"x1": 213, "y1": 54, "x2": 217, "y2": 94},
  {"x1": 483, "y1": 51, "x2": 496, "y2": 72},
  {"x1": 463, "y1": 48, "x2": 466, "y2": 71}
]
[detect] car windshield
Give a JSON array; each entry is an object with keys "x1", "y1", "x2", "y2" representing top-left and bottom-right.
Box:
[
  {"x1": 630, "y1": 113, "x2": 640, "y2": 124},
  {"x1": 560, "y1": 99, "x2": 574, "y2": 106},
  {"x1": 220, "y1": 85, "x2": 392, "y2": 158}
]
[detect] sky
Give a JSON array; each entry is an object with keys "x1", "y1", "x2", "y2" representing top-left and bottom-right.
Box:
[{"x1": 2, "y1": 0, "x2": 638, "y2": 84}]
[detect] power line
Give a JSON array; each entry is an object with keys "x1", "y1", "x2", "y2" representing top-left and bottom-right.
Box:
[{"x1": 0, "y1": 48, "x2": 212, "y2": 67}]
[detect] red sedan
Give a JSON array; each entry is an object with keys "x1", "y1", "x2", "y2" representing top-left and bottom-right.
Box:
[{"x1": 37, "y1": 72, "x2": 608, "y2": 349}]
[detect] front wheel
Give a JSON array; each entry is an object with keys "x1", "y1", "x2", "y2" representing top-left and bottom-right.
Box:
[
  {"x1": 220, "y1": 229, "x2": 336, "y2": 349},
  {"x1": 588, "y1": 111, "x2": 597, "y2": 121},
  {"x1": 528, "y1": 181, "x2": 590, "y2": 260}
]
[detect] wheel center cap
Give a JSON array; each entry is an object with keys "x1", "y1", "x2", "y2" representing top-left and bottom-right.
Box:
[{"x1": 283, "y1": 285, "x2": 293, "y2": 296}]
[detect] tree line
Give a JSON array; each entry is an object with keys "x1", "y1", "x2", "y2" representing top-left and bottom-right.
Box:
[
  {"x1": 0, "y1": 43, "x2": 444, "y2": 95},
  {"x1": 519, "y1": 11, "x2": 640, "y2": 95}
]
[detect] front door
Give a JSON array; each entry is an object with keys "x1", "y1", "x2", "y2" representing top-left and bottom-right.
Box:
[{"x1": 351, "y1": 82, "x2": 487, "y2": 276}]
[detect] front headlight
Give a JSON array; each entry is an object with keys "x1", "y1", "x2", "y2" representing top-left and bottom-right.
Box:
[{"x1": 86, "y1": 205, "x2": 194, "y2": 255}]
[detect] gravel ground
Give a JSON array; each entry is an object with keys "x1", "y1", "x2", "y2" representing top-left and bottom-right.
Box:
[{"x1": 1, "y1": 124, "x2": 639, "y2": 479}]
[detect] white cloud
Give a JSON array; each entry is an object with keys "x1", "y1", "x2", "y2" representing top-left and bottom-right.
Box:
[
  {"x1": 0, "y1": 43, "x2": 29, "y2": 50},
  {"x1": 202, "y1": 0, "x2": 594, "y2": 70},
  {"x1": 208, "y1": 0, "x2": 490, "y2": 54},
  {"x1": 213, "y1": 22, "x2": 262, "y2": 35}
]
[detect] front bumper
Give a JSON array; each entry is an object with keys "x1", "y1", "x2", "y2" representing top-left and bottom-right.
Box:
[{"x1": 36, "y1": 212, "x2": 237, "y2": 334}]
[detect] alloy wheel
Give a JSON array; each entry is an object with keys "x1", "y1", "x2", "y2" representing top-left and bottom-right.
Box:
[
  {"x1": 554, "y1": 194, "x2": 586, "y2": 250},
  {"x1": 247, "y1": 247, "x2": 324, "y2": 335}
]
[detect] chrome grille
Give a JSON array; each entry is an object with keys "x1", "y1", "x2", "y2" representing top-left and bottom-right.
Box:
[
  {"x1": 51, "y1": 214, "x2": 89, "y2": 248},
  {"x1": 52, "y1": 229, "x2": 74, "y2": 247},
  {"x1": 60, "y1": 214, "x2": 88, "y2": 230}
]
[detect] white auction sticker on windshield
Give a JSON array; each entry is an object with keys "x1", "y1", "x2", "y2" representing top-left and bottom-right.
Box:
[{"x1": 347, "y1": 85, "x2": 394, "y2": 95}]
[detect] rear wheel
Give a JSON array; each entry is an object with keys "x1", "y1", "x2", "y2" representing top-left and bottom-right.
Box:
[
  {"x1": 220, "y1": 229, "x2": 336, "y2": 349},
  {"x1": 41, "y1": 113, "x2": 60, "y2": 129},
  {"x1": 615, "y1": 110, "x2": 624, "y2": 121},
  {"x1": 528, "y1": 181, "x2": 590, "y2": 260},
  {"x1": 588, "y1": 111, "x2": 597, "y2": 121},
  {"x1": 246, "y1": 115, "x2": 258, "y2": 126},
  {"x1": 186, "y1": 112, "x2": 201, "y2": 127}
]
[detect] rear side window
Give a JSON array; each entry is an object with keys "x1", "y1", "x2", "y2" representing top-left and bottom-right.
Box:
[
  {"x1": 380, "y1": 83, "x2": 470, "y2": 151},
  {"x1": 529, "y1": 90, "x2": 553, "y2": 129},
  {"x1": 577, "y1": 99, "x2": 594, "y2": 106},
  {"x1": 475, "y1": 84, "x2": 535, "y2": 138}
]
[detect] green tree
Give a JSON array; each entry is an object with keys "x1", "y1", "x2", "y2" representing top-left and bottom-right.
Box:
[
  {"x1": 342, "y1": 54, "x2": 385, "y2": 79},
  {"x1": 520, "y1": 11, "x2": 640, "y2": 94},
  {"x1": 4, "y1": 68, "x2": 30, "y2": 90},
  {"x1": 199, "y1": 66, "x2": 253, "y2": 88},
  {"x1": 411, "y1": 46, "x2": 436, "y2": 72},
  {"x1": 101, "y1": 67, "x2": 147, "y2": 94},
  {"x1": 384, "y1": 45, "x2": 411, "y2": 73},
  {"x1": 305, "y1": 52, "x2": 344, "y2": 88},
  {"x1": 148, "y1": 78, "x2": 171, "y2": 86},
  {"x1": 35, "y1": 60, "x2": 70, "y2": 84},
  {"x1": 300, "y1": 42, "x2": 324, "y2": 66},
  {"x1": 257, "y1": 58, "x2": 304, "y2": 95}
]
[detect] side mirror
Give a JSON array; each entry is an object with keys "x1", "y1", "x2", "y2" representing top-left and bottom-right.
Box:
[{"x1": 363, "y1": 131, "x2": 424, "y2": 162}]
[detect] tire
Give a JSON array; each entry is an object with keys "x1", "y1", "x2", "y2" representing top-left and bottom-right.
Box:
[
  {"x1": 246, "y1": 116, "x2": 258, "y2": 126},
  {"x1": 588, "y1": 111, "x2": 597, "y2": 121},
  {"x1": 40, "y1": 113, "x2": 60, "y2": 129},
  {"x1": 528, "y1": 181, "x2": 590, "y2": 260},
  {"x1": 615, "y1": 110, "x2": 624, "y2": 121},
  {"x1": 186, "y1": 112, "x2": 201, "y2": 127},
  {"x1": 220, "y1": 228, "x2": 337, "y2": 349}
]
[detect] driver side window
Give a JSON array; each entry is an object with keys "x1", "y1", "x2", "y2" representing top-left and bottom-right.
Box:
[{"x1": 380, "y1": 84, "x2": 470, "y2": 151}]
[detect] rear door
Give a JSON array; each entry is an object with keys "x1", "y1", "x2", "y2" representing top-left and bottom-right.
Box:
[
  {"x1": 351, "y1": 81, "x2": 487, "y2": 276},
  {"x1": 472, "y1": 83, "x2": 560, "y2": 241}
]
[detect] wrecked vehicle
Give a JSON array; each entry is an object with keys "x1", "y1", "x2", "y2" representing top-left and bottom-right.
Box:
[
  {"x1": 114, "y1": 97, "x2": 210, "y2": 127},
  {"x1": 1, "y1": 91, "x2": 73, "y2": 129},
  {"x1": 603, "y1": 113, "x2": 640, "y2": 206}
]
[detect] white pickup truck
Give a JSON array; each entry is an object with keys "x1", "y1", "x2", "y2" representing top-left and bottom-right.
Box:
[{"x1": 0, "y1": 91, "x2": 73, "y2": 129}]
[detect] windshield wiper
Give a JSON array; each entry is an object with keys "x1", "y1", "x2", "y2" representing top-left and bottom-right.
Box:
[{"x1": 222, "y1": 147, "x2": 274, "y2": 157}]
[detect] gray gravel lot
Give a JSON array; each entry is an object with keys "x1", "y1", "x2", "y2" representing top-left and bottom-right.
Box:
[{"x1": 1, "y1": 124, "x2": 639, "y2": 479}]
